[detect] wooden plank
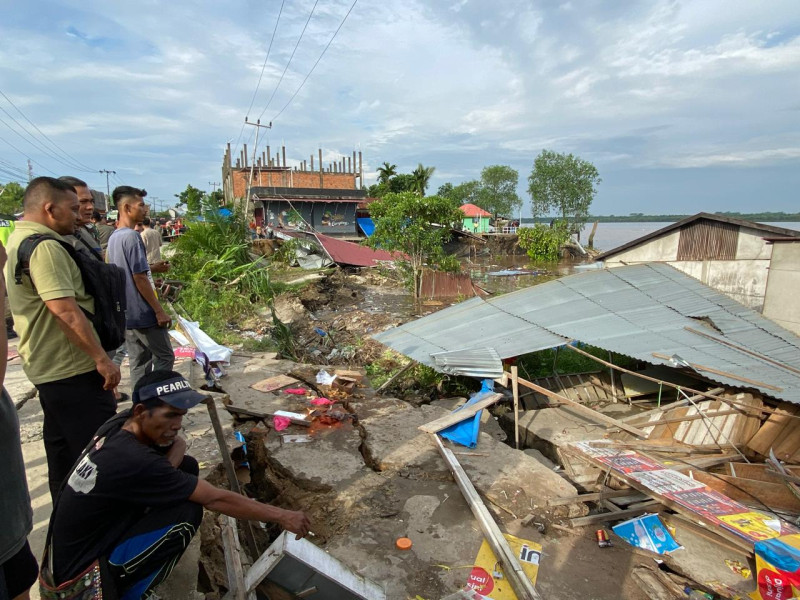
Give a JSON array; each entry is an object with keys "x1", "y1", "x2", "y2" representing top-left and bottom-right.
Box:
[
  {"x1": 621, "y1": 388, "x2": 725, "y2": 423},
  {"x1": 514, "y1": 375, "x2": 651, "y2": 438},
  {"x1": 667, "y1": 453, "x2": 738, "y2": 472},
  {"x1": 651, "y1": 352, "x2": 783, "y2": 391},
  {"x1": 547, "y1": 489, "x2": 642, "y2": 507},
  {"x1": 433, "y1": 435, "x2": 543, "y2": 600},
  {"x1": 569, "y1": 501, "x2": 660, "y2": 527},
  {"x1": 747, "y1": 403, "x2": 799, "y2": 457},
  {"x1": 206, "y1": 399, "x2": 260, "y2": 560},
  {"x1": 418, "y1": 393, "x2": 504, "y2": 434},
  {"x1": 220, "y1": 515, "x2": 253, "y2": 600},
  {"x1": 689, "y1": 470, "x2": 800, "y2": 514},
  {"x1": 636, "y1": 408, "x2": 743, "y2": 429},
  {"x1": 726, "y1": 462, "x2": 800, "y2": 483}
]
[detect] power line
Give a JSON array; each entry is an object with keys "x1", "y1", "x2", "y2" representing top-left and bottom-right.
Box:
[
  {"x1": 0, "y1": 132, "x2": 57, "y2": 175},
  {"x1": 271, "y1": 0, "x2": 358, "y2": 123},
  {"x1": 257, "y1": 0, "x2": 320, "y2": 122},
  {"x1": 0, "y1": 113, "x2": 90, "y2": 174},
  {"x1": 0, "y1": 88, "x2": 96, "y2": 173}
]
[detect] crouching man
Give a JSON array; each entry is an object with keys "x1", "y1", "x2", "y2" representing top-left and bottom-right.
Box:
[{"x1": 42, "y1": 370, "x2": 310, "y2": 600}]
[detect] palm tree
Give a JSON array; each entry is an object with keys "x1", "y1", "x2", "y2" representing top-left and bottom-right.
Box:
[
  {"x1": 411, "y1": 163, "x2": 435, "y2": 196},
  {"x1": 376, "y1": 162, "x2": 397, "y2": 185}
]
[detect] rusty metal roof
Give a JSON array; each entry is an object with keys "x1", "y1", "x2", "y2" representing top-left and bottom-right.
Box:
[
  {"x1": 314, "y1": 233, "x2": 399, "y2": 267},
  {"x1": 373, "y1": 263, "x2": 800, "y2": 404}
]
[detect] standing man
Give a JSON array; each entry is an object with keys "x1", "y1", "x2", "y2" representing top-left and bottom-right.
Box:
[
  {"x1": 92, "y1": 210, "x2": 115, "y2": 250},
  {"x1": 5, "y1": 177, "x2": 120, "y2": 501},
  {"x1": 59, "y1": 176, "x2": 102, "y2": 257},
  {"x1": 140, "y1": 217, "x2": 162, "y2": 264},
  {"x1": 107, "y1": 186, "x2": 173, "y2": 389}
]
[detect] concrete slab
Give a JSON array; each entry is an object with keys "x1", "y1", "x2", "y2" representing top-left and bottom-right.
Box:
[
  {"x1": 263, "y1": 423, "x2": 369, "y2": 492},
  {"x1": 506, "y1": 406, "x2": 608, "y2": 464}
]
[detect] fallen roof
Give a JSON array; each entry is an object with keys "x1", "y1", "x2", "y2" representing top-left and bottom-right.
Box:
[
  {"x1": 373, "y1": 263, "x2": 800, "y2": 404},
  {"x1": 595, "y1": 213, "x2": 800, "y2": 260},
  {"x1": 459, "y1": 203, "x2": 492, "y2": 218},
  {"x1": 314, "y1": 232, "x2": 399, "y2": 267}
]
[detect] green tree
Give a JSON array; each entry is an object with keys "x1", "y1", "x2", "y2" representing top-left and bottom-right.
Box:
[
  {"x1": 528, "y1": 149, "x2": 601, "y2": 232},
  {"x1": 388, "y1": 173, "x2": 416, "y2": 194},
  {"x1": 517, "y1": 221, "x2": 570, "y2": 261},
  {"x1": 366, "y1": 192, "x2": 462, "y2": 297},
  {"x1": 436, "y1": 182, "x2": 454, "y2": 198},
  {"x1": 376, "y1": 162, "x2": 397, "y2": 185},
  {"x1": 477, "y1": 165, "x2": 521, "y2": 219},
  {"x1": 410, "y1": 163, "x2": 435, "y2": 196},
  {"x1": 0, "y1": 181, "x2": 25, "y2": 215},
  {"x1": 175, "y1": 184, "x2": 205, "y2": 217}
]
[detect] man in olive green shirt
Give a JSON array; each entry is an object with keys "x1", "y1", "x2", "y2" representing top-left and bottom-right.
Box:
[{"x1": 5, "y1": 177, "x2": 121, "y2": 500}]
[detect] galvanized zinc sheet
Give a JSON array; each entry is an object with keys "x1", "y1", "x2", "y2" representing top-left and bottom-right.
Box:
[{"x1": 372, "y1": 264, "x2": 800, "y2": 404}]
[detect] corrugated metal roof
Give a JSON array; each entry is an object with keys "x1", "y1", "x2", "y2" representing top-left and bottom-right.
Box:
[
  {"x1": 314, "y1": 233, "x2": 400, "y2": 267},
  {"x1": 373, "y1": 263, "x2": 800, "y2": 404}
]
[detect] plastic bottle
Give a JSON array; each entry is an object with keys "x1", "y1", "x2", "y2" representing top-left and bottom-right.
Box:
[{"x1": 684, "y1": 587, "x2": 713, "y2": 599}]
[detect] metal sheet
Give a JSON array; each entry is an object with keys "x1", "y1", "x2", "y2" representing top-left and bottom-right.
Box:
[{"x1": 373, "y1": 263, "x2": 800, "y2": 404}]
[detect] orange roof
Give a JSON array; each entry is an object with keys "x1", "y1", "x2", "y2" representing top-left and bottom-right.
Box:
[{"x1": 459, "y1": 203, "x2": 491, "y2": 217}]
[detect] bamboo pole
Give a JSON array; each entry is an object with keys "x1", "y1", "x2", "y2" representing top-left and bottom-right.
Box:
[{"x1": 511, "y1": 366, "x2": 520, "y2": 449}]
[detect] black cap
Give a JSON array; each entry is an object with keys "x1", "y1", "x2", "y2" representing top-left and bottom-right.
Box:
[{"x1": 133, "y1": 376, "x2": 206, "y2": 410}]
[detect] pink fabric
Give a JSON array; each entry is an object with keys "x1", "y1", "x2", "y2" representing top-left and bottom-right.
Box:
[
  {"x1": 284, "y1": 388, "x2": 307, "y2": 395},
  {"x1": 310, "y1": 397, "x2": 334, "y2": 406},
  {"x1": 273, "y1": 416, "x2": 291, "y2": 431}
]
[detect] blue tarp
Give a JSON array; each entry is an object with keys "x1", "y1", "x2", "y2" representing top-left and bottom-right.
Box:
[
  {"x1": 357, "y1": 217, "x2": 375, "y2": 237},
  {"x1": 440, "y1": 380, "x2": 495, "y2": 448}
]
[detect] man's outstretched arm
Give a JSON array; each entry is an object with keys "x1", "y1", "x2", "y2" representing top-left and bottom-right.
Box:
[{"x1": 189, "y1": 479, "x2": 311, "y2": 539}]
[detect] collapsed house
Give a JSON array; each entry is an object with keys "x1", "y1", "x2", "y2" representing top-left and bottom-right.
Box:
[{"x1": 373, "y1": 262, "x2": 800, "y2": 599}]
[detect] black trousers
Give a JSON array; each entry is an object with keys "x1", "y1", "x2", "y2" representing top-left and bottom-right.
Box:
[
  {"x1": 106, "y1": 457, "x2": 202, "y2": 600},
  {"x1": 36, "y1": 370, "x2": 117, "y2": 501},
  {"x1": 0, "y1": 541, "x2": 38, "y2": 600}
]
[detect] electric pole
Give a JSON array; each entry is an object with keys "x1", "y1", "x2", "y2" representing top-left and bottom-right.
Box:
[
  {"x1": 243, "y1": 118, "x2": 271, "y2": 219},
  {"x1": 99, "y1": 169, "x2": 116, "y2": 202},
  {"x1": 208, "y1": 181, "x2": 220, "y2": 193}
]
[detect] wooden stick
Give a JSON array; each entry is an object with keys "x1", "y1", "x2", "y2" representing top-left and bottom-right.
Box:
[
  {"x1": 511, "y1": 366, "x2": 520, "y2": 449},
  {"x1": 512, "y1": 376, "x2": 651, "y2": 438},
  {"x1": 620, "y1": 388, "x2": 724, "y2": 422},
  {"x1": 433, "y1": 435, "x2": 543, "y2": 600},
  {"x1": 375, "y1": 360, "x2": 416, "y2": 393},
  {"x1": 206, "y1": 398, "x2": 260, "y2": 560},
  {"x1": 629, "y1": 408, "x2": 747, "y2": 428},
  {"x1": 569, "y1": 501, "x2": 660, "y2": 527},
  {"x1": 546, "y1": 489, "x2": 644, "y2": 507},
  {"x1": 685, "y1": 326, "x2": 800, "y2": 376},
  {"x1": 563, "y1": 345, "x2": 795, "y2": 419},
  {"x1": 220, "y1": 515, "x2": 253, "y2": 600},
  {"x1": 418, "y1": 393, "x2": 504, "y2": 434},
  {"x1": 651, "y1": 352, "x2": 782, "y2": 391}
]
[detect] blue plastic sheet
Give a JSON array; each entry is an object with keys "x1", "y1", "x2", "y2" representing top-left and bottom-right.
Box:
[{"x1": 440, "y1": 380, "x2": 495, "y2": 449}]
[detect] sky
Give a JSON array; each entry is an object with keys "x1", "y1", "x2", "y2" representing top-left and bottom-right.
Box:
[{"x1": 0, "y1": 0, "x2": 798, "y2": 215}]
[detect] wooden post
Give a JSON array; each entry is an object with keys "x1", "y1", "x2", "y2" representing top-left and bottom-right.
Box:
[
  {"x1": 433, "y1": 435, "x2": 542, "y2": 600},
  {"x1": 511, "y1": 366, "x2": 520, "y2": 449},
  {"x1": 376, "y1": 361, "x2": 417, "y2": 394},
  {"x1": 608, "y1": 351, "x2": 618, "y2": 403},
  {"x1": 220, "y1": 515, "x2": 253, "y2": 600},
  {"x1": 206, "y1": 398, "x2": 260, "y2": 560}
]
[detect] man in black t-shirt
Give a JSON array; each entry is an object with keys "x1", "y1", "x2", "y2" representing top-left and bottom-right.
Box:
[{"x1": 48, "y1": 370, "x2": 311, "y2": 600}]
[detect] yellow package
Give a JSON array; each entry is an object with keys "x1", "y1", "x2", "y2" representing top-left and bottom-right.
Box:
[
  {"x1": 750, "y1": 533, "x2": 800, "y2": 599},
  {"x1": 464, "y1": 534, "x2": 541, "y2": 599}
]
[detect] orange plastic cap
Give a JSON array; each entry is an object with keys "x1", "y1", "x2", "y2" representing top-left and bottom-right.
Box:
[{"x1": 396, "y1": 537, "x2": 412, "y2": 550}]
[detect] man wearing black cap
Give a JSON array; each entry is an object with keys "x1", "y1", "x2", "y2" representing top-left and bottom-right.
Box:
[{"x1": 44, "y1": 370, "x2": 310, "y2": 600}]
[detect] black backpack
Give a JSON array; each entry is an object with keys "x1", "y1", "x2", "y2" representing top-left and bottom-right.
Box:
[{"x1": 14, "y1": 234, "x2": 127, "y2": 351}]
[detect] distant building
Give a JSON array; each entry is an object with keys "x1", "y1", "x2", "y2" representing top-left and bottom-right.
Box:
[
  {"x1": 459, "y1": 203, "x2": 492, "y2": 234},
  {"x1": 763, "y1": 237, "x2": 800, "y2": 335},
  {"x1": 595, "y1": 213, "x2": 800, "y2": 311}
]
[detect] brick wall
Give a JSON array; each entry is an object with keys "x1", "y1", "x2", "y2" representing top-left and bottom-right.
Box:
[{"x1": 230, "y1": 169, "x2": 357, "y2": 198}]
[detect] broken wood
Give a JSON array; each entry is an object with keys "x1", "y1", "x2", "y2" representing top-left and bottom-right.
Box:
[
  {"x1": 546, "y1": 489, "x2": 643, "y2": 507},
  {"x1": 220, "y1": 515, "x2": 253, "y2": 600},
  {"x1": 375, "y1": 360, "x2": 416, "y2": 394},
  {"x1": 651, "y1": 352, "x2": 783, "y2": 391},
  {"x1": 418, "y1": 393, "x2": 504, "y2": 434},
  {"x1": 514, "y1": 376, "x2": 650, "y2": 438},
  {"x1": 205, "y1": 398, "x2": 260, "y2": 560},
  {"x1": 569, "y1": 501, "x2": 660, "y2": 527},
  {"x1": 689, "y1": 470, "x2": 800, "y2": 514},
  {"x1": 668, "y1": 453, "x2": 739, "y2": 472},
  {"x1": 433, "y1": 434, "x2": 543, "y2": 600}
]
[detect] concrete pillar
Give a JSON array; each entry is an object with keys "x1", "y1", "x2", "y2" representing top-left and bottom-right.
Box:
[
  {"x1": 282, "y1": 146, "x2": 286, "y2": 169},
  {"x1": 243, "y1": 144, "x2": 248, "y2": 168},
  {"x1": 311, "y1": 155, "x2": 315, "y2": 172},
  {"x1": 359, "y1": 151, "x2": 363, "y2": 188},
  {"x1": 266, "y1": 146, "x2": 271, "y2": 165}
]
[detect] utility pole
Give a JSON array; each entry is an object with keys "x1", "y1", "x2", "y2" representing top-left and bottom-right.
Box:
[
  {"x1": 99, "y1": 169, "x2": 116, "y2": 202},
  {"x1": 208, "y1": 181, "x2": 220, "y2": 193},
  {"x1": 243, "y1": 118, "x2": 271, "y2": 219}
]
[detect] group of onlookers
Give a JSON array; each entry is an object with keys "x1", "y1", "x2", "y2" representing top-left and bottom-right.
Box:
[{"x1": 0, "y1": 176, "x2": 309, "y2": 600}]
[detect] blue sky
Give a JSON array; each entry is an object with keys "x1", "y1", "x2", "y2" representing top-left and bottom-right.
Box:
[{"x1": 0, "y1": 0, "x2": 798, "y2": 215}]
